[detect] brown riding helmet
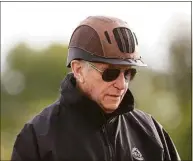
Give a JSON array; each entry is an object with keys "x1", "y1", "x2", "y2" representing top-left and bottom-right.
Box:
[{"x1": 66, "y1": 16, "x2": 147, "y2": 67}]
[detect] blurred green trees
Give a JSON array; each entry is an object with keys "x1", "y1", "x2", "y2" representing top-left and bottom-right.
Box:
[{"x1": 1, "y1": 18, "x2": 191, "y2": 160}]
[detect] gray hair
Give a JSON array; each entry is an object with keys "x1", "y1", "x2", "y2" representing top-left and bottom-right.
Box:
[{"x1": 79, "y1": 60, "x2": 92, "y2": 71}]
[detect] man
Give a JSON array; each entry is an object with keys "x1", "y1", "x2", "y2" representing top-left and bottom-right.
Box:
[{"x1": 11, "y1": 16, "x2": 180, "y2": 161}]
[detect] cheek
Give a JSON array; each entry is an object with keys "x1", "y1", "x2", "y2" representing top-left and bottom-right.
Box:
[
  {"x1": 85, "y1": 75, "x2": 105, "y2": 100},
  {"x1": 97, "y1": 85, "x2": 112, "y2": 101},
  {"x1": 93, "y1": 87, "x2": 104, "y2": 100},
  {"x1": 90, "y1": 84, "x2": 107, "y2": 102},
  {"x1": 84, "y1": 79, "x2": 104, "y2": 100}
]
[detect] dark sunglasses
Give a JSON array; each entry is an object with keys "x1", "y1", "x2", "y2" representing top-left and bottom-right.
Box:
[{"x1": 87, "y1": 62, "x2": 137, "y2": 82}]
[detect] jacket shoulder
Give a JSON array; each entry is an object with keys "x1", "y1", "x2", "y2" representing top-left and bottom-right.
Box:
[
  {"x1": 129, "y1": 109, "x2": 181, "y2": 160},
  {"x1": 130, "y1": 109, "x2": 156, "y2": 130},
  {"x1": 129, "y1": 109, "x2": 163, "y2": 147},
  {"x1": 27, "y1": 99, "x2": 61, "y2": 135},
  {"x1": 11, "y1": 100, "x2": 61, "y2": 160}
]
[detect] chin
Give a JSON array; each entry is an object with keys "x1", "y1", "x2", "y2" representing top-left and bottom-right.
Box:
[{"x1": 102, "y1": 103, "x2": 120, "y2": 113}]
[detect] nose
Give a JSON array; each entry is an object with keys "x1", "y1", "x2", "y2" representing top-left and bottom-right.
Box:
[{"x1": 113, "y1": 72, "x2": 128, "y2": 90}]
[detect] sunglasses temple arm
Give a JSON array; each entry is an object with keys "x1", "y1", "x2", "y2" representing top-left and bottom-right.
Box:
[{"x1": 88, "y1": 63, "x2": 103, "y2": 73}]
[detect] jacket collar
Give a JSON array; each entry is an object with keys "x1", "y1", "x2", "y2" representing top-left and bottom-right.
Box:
[{"x1": 59, "y1": 73, "x2": 135, "y2": 125}]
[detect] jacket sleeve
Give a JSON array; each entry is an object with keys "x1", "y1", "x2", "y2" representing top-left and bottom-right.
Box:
[
  {"x1": 11, "y1": 123, "x2": 41, "y2": 161},
  {"x1": 152, "y1": 117, "x2": 181, "y2": 161}
]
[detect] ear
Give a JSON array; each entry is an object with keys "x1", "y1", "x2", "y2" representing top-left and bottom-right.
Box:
[{"x1": 71, "y1": 60, "x2": 84, "y2": 83}]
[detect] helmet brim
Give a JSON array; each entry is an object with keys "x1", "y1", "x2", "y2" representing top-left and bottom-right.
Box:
[{"x1": 67, "y1": 48, "x2": 147, "y2": 67}]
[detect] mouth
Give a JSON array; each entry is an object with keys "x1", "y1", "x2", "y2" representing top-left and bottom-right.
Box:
[
  {"x1": 104, "y1": 94, "x2": 122, "y2": 104},
  {"x1": 110, "y1": 95, "x2": 120, "y2": 97},
  {"x1": 107, "y1": 94, "x2": 122, "y2": 98}
]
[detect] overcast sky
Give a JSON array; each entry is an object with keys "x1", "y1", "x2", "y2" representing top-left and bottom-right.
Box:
[{"x1": 1, "y1": 2, "x2": 191, "y2": 72}]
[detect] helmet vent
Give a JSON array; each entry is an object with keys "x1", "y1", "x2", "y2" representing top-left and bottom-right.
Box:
[
  {"x1": 104, "y1": 31, "x2": 112, "y2": 44},
  {"x1": 113, "y1": 27, "x2": 135, "y2": 53},
  {"x1": 133, "y1": 32, "x2": 138, "y2": 45}
]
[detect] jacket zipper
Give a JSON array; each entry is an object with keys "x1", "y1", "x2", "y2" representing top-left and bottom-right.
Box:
[{"x1": 102, "y1": 124, "x2": 115, "y2": 161}]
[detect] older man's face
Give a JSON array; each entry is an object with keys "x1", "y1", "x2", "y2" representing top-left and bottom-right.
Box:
[{"x1": 81, "y1": 62, "x2": 132, "y2": 113}]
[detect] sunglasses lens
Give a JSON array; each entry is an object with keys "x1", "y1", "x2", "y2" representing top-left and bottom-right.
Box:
[
  {"x1": 101, "y1": 67, "x2": 137, "y2": 82},
  {"x1": 102, "y1": 69, "x2": 120, "y2": 82},
  {"x1": 124, "y1": 68, "x2": 137, "y2": 80}
]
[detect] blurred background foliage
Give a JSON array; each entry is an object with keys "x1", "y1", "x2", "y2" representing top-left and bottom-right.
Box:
[{"x1": 1, "y1": 17, "x2": 191, "y2": 160}]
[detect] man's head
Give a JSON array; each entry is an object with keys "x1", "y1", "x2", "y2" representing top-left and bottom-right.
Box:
[
  {"x1": 71, "y1": 60, "x2": 136, "y2": 113},
  {"x1": 66, "y1": 16, "x2": 147, "y2": 113}
]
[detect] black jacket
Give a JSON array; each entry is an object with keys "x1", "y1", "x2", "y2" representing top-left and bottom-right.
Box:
[{"x1": 11, "y1": 73, "x2": 181, "y2": 161}]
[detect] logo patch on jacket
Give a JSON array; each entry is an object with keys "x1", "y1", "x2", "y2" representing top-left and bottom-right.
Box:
[{"x1": 131, "y1": 147, "x2": 144, "y2": 161}]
